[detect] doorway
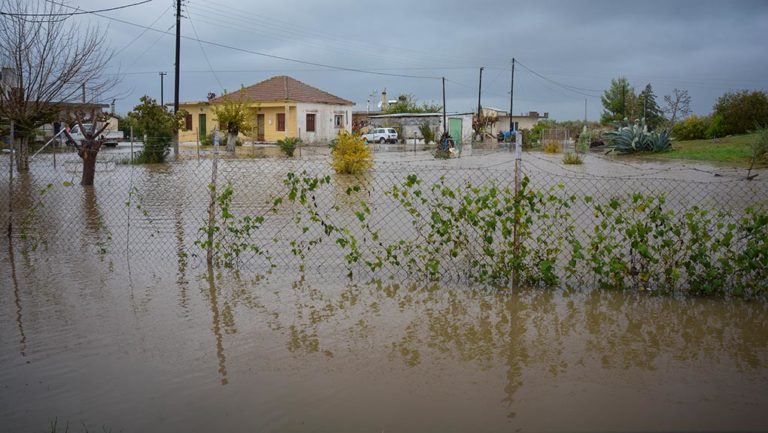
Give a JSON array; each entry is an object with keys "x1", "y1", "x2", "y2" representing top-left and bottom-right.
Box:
[
  {"x1": 256, "y1": 114, "x2": 265, "y2": 141},
  {"x1": 198, "y1": 113, "x2": 206, "y2": 142}
]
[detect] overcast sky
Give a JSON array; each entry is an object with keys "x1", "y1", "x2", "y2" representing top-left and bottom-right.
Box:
[{"x1": 64, "y1": 0, "x2": 768, "y2": 120}]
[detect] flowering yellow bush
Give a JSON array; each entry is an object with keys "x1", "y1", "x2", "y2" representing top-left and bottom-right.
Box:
[{"x1": 331, "y1": 131, "x2": 373, "y2": 174}]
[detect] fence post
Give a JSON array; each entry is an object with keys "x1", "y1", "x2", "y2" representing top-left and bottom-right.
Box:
[
  {"x1": 52, "y1": 133, "x2": 57, "y2": 169},
  {"x1": 6, "y1": 121, "x2": 14, "y2": 239},
  {"x1": 130, "y1": 126, "x2": 134, "y2": 164},
  {"x1": 195, "y1": 127, "x2": 200, "y2": 160},
  {"x1": 513, "y1": 131, "x2": 523, "y2": 287},
  {"x1": 206, "y1": 129, "x2": 220, "y2": 266}
]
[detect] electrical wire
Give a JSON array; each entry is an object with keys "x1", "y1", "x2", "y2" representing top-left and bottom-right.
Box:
[
  {"x1": 185, "y1": 6, "x2": 225, "y2": 92},
  {"x1": 50, "y1": 1, "x2": 444, "y2": 81},
  {"x1": 2, "y1": 0, "x2": 153, "y2": 17},
  {"x1": 113, "y1": 4, "x2": 172, "y2": 57}
]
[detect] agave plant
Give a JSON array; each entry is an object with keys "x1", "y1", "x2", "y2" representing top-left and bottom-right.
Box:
[{"x1": 602, "y1": 119, "x2": 670, "y2": 153}]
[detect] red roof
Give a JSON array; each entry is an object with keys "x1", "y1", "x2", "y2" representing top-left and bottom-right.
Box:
[{"x1": 210, "y1": 76, "x2": 353, "y2": 105}]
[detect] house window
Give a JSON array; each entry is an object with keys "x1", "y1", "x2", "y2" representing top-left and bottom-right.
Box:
[
  {"x1": 513, "y1": 121, "x2": 519, "y2": 131},
  {"x1": 306, "y1": 113, "x2": 316, "y2": 132},
  {"x1": 334, "y1": 114, "x2": 343, "y2": 128},
  {"x1": 277, "y1": 113, "x2": 285, "y2": 132},
  {"x1": 184, "y1": 113, "x2": 192, "y2": 131}
]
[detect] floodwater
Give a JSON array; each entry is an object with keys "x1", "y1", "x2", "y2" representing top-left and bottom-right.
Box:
[
  {"x1": 2, "y1": 241, "x2": 768, "y2": 432},
  {"x1": 2, "y1": 149, "x2": 768, "y2": 432}
]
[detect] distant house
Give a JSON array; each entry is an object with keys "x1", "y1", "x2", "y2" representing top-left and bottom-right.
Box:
[
  {"x1": 178, "y1": 76, "x2": 354, "y2": 144},
  {"x1": 482, "y1": 107, "x2": 549, "y2": 134},
  {"x1": 368, "y1": 112, "x2": 474, "y2": 146}
]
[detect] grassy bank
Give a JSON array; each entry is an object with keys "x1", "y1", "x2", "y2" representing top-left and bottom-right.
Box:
[{"x1": 657, "y1": 133, "x2": 758, "y2": 165}]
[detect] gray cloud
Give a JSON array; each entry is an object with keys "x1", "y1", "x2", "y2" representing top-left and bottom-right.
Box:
[{"x1": 65, "y1": 0, "x2": 768, "y2": 120}]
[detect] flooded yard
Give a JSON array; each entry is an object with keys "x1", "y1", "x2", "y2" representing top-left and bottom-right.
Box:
[
  {"x1": 2, "y1": 249, "x2": 768, "y2": 432},
  {"x1": 2, "y1": 149, "x2": 767, "y2": 432}
]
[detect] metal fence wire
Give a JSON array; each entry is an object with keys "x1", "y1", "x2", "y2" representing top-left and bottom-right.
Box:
[{"x1": 2, "y1": 144, "x2": 767, "y2": 294}]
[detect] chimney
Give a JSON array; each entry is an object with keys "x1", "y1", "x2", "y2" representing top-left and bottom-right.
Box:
[
  {"x1": 543, "y1": 112, "x2": 549, "y2": 119},
  {"x1": 381, "y1": 89, "x2": 388, "y2": 111}
]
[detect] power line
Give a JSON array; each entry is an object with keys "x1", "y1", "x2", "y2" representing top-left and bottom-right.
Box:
[
  {"x1": 114, "y1": 4, "x2": 172, "y2": 57},
  {"x1": 514, "y1": 60, "x2": 603, "y2": 97},
  {"x1": 53, "y1": 2, "x2": 443, "y2": 81},
  {"x1": 185, "y1": 6, "x2": 224, "y2": 92},
  {"x1": 2, "y1": 0, "x2": 153, "y2": 17}
]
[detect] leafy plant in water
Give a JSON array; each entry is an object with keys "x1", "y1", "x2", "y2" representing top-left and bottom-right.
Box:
[
  {"x1": 562, "y1": 153, "x2": 583, "y2": 165},
  {"x1": 603, "y1": 118, "x2": 671, "y2": 153},
  {"x1": 194, "y1": 183, "x2": 272, "y2": 269},
  {"x1": 277, "y1": 136, "x2": 302, "y2": 157},
  {"x1": 331, "y1": 131, "x2": 372, "y2": 174},
  {"x1": 19, "y1": 182, "x2": 54, "y2": 251},
  {"x1": 418, "y1": 122, "x2": 436, "y2": 144},
  {"x1": 542, "y1": 140, "x2": 561, "y2": 154}
]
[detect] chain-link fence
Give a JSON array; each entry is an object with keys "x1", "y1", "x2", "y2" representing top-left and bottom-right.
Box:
[{"x1": 3, "y1": 143, "x2": 767, "y2": 295}]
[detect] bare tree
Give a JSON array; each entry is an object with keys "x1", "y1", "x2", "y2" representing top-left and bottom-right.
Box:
[
  {"x1": 0, "y1": 0, "x2": 117, "y2": 173},
  {"x1": 663, "y1": 89, "x2": 691, "y2": 126}
]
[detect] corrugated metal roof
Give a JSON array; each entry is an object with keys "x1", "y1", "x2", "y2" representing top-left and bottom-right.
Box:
[{"x1": 369, "y1": 112, "x2": 473, "y2": 118}]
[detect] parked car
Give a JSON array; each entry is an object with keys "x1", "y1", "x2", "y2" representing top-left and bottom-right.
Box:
[
  {"x1": 362, "y1": 128, "x2": 398, "y2": 144},
  {"x1": 66, "y1": 123, "x2": 124, "y2": 147}
]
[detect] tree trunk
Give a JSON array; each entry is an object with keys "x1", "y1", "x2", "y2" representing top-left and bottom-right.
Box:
[
  {"x1": 15, "y1": 137, "x2": 29, "y2": 172},
  {"x1": 80, "y1": 149, "x2": 97, "y2": 186},
  {"x1": 226, "y1": 132, "x2": 237, "y2": 153}
]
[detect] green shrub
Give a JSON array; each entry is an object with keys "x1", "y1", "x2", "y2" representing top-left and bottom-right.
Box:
[
  {"x1": 706, "y1": 114, "x2": 726, "y2": 139},
  {"x1": 714, "y1": 89, "x2": 768, "y2": 136},
  {"x1": 577, "y1": 127, "x2": 591, "y2": 153},
  {"x1": 672, "y1": 115, "x2": 708, "y2": 140},
  {"x1": 562, "y1": 152, "x2": 583, "y2": 164},
  {"x1": 603, "y1": 119, "x2": 671, "y2": 153},
  {"x1": 418, "y1": 122, "x2": 436, "y2": 144},
  {"x1": 542, "y1": 139, "x2": 561, "y2": 153},
  {"x1": 277, "y1": 137, "x2": 302, "y2": 157},
  {"x1": 331, "y1": 131, "x2": 372, "y2": 174}
]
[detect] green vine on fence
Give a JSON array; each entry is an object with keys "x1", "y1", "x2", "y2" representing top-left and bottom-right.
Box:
[
  {"x1": 197, "y1": 171, "x2": 767, "y2": 298},
  {"x1": 194, "y1": 183, "x2": 273, "y2": 270},
  {"x1": 19, "y1": 182, "x2": 54, "y2": 251}
]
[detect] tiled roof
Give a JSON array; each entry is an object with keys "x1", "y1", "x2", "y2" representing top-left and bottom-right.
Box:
[{"x1": 210, "y1": 76, "x2": 353, "y2": 105}]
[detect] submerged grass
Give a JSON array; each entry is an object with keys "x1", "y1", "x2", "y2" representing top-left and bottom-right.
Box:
[{"x1": 656, "y1": 133, "x2": 759, "y2": 165}]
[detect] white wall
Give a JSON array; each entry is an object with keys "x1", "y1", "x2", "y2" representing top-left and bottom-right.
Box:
[{"x1": 296, "y1": 103, "x2": 353, "y2": 143}]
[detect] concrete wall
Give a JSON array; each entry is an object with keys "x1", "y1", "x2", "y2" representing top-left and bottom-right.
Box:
[
  {"x1": 296, "y1": 103, "x2": 352, "y2": 143},
  {"x1": 179, "y1": 101, "x2": 352, "y2": 143},
  {"x1": 369, "y1": 113, "x2": 474, "y2": 144},
  {"x1": 493, "y1": 115, "x2": 544, "y2": 134}
]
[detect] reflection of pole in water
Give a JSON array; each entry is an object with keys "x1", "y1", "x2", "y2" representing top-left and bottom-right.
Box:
[
  {"x1": 206, "y1": 266, "x2": 229, "y2": 385},
  {"x1": 175, "y1": 200, "x2": 188, "y2": 310},
  {"x1": 8, "y1": 238, "x2": 27, "y2": 356}
]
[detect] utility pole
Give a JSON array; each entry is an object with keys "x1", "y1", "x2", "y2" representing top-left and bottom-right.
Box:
[
  {"x1": 159, "y1": 72, "x2": 167, "y2": 107},
  {"x1": 174, "y1": 0, "x2": 181, "y2": 113},
  {"x1": 173, "y1": 0, "x2": 181, "y2": 158},
  {"x1": 442, "y1": 77, "x2": 447, "y2": 136},
  {"x1": 584, "y1": 98, "x2": 587, "y2": 125},
  {"x1": 477, "y1": 66, "x2": 484, "y2": 118},
  {"x1": 509, "y1": 58, "x2": 515, "y2": 131},
  {"x1": 81, "y1": 83, "x2": 86, "y2": 103}
]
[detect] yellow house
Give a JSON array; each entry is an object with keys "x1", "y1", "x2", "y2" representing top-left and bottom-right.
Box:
[{"x1": 178, "y1": 76, "x2": 354, "y2": 144}]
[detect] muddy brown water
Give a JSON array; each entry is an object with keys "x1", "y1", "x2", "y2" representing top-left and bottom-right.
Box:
[
  {"x1": 2, "y1": 250, "x2": 768, "y2": 432},
  {"x1": 2, "y1": 149, "x2": 768, "y2": 432}
]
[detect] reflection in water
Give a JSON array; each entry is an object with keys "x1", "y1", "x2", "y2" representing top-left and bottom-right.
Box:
[
  {"x1": 2, "y1": 252, "x2": 767, "y2": 432},
  {"x1": 228, "y1": 276, "x2": 768, "y2": 421},
  {"x1": 174, "y1": 198, "x2": 189, "y2": 312},
  {"x1": 82, "y1": 186, "x2": 106, "y2": 250},
  {"x1": 205, "y1": 266, "x2": 229, "y2": 385},
  {"x1": 8, "y1": 237, "x2": 26, "y2": 356}
]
